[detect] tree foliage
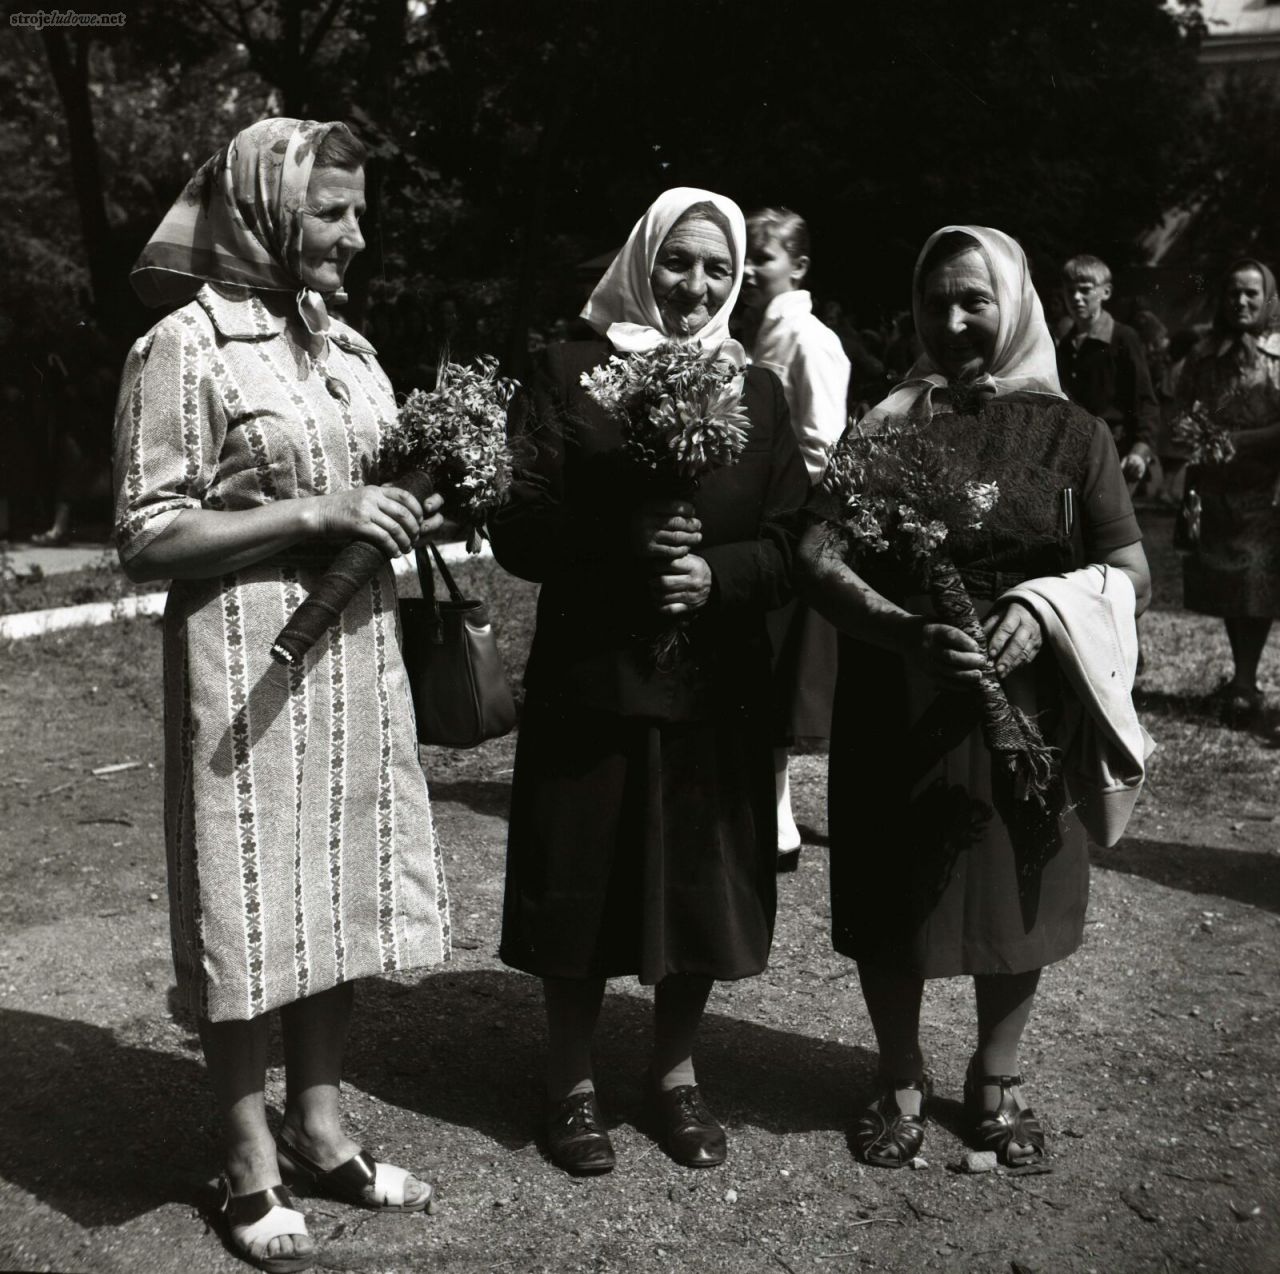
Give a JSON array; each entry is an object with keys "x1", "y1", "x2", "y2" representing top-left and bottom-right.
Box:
[{"x1": 3, "y1": 0, "x2": 1217, "y2": 527}]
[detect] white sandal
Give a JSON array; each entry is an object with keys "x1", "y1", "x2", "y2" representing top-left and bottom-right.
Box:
[
  {"x1": 278, "y1": 1138, "x2": 435, "y2": 1213},
  {"x1": 219, "y1": 1179, "x2": 314, "y2": 1273}
]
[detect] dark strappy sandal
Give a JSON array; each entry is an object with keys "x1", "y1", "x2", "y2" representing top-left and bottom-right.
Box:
[
  {"x1": 277, "y1": 1138, "x2": 435, "y2": 1213},
  {"x1": 964, "y1": 1057, "x2": 1047, "y2": 1167},
  {"x1": 850, "y1": 1075, "x2": 931, "y2": 1169}
]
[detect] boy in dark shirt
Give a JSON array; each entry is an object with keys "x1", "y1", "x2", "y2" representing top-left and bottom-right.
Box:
[{"x1": 1056, "y1": 255, "x2": 1161, "y2": 490}]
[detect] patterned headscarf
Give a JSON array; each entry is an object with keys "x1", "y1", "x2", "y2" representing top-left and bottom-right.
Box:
[
  {"x1": 861, "y1": 224, "x2": 1064, "y2": 430},
  {"x1": 580, "y1": 187, "x2": 747, "y2": 364},
  {"x1": 131, "y1": 118, "x2": 356, "y2": 343},
  {"x1": 1213, "y1": 257, "x2": 1280, "y2": 364}
]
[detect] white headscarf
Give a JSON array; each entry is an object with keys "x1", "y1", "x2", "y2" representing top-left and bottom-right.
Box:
[
  {"x1": 580, "y1": 187, "x2": 747, "y2": 363},
  {"x1": 862, "y1": 224, "x2": 1064, "y2": 430}
]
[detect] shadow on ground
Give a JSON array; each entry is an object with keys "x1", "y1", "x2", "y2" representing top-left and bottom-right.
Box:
[
  {"x1": 0, "y1": 1010, "x2": 214, "y2": 1226},
  {"x1": 1094, "y1": 836, "x2": 1280, "y2": 912},
  {"x1": 347, "y1": 969, "x2": 874, "y2": 1149},
  {"x1": 0, "y1": 970, "x2": 874, "y2": 1228},
  {"x1": 422, "y1": 779, "x2": 511, "y2": 820}
]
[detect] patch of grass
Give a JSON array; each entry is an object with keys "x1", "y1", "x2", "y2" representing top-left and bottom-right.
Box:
[{"x1": 0, "y1": 549, "x2": 164, "y2": 616}]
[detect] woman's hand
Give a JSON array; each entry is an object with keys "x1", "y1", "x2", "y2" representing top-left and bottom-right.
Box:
[
  {"x1": 901, "y1": 617, "x2": 989, "y2": 689},
  {"x1": 633, "y1": 499, "x2": 702, "y2": 559},
  {"x1": 418, "y1": 491, "x2": 446, "y2": 540},
  {"x1": 308, "y1": 485, "x2": 434, "y2": 557},
  {"x1": 651, "y1": 553, "x2": 712, "y2": 615},
  {"x1": 982, "y1": 601, "x2": 1043, "y2": 679}
]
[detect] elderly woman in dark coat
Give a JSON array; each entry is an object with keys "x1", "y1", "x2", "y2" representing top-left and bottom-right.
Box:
[{"x1": 489, "y1": 187, "x2": 808, "y2": 1175}]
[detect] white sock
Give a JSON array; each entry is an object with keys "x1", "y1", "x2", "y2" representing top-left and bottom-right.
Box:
[{"x1": 775, "y1": 749, "x2": 801, "y2": 852}]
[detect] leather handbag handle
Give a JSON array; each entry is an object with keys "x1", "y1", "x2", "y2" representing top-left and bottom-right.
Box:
[{"x1": 416, "y1": 541, "x2": 466, "y2": 605}]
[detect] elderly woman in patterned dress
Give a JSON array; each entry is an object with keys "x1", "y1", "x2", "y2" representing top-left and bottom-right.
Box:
[{"x1": 114, "y1": 119, "x2": 449, "y2": 1274}]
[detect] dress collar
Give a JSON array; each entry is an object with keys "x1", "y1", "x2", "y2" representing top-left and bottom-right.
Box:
[
  {"x1": 1071, "y1": 309, "x2": 1114, "y2": 346},
  {"x1": 194, "y1": 282, "x2": 377, "y2": 355}
]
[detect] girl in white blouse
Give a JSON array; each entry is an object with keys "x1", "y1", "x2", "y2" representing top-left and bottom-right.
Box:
[{"x1": 741, "y1": 208, "x2": 851, "y2": 865}]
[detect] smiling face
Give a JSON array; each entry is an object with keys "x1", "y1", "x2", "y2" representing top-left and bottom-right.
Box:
[
  {"x1": 917, "y1": 247, "x2": 1002, "y2": 380},
  {"x1": 650, "y1": 216, "x2": 736, "y2": 337},
  {"x1": 298, "y1": 166, "x2": 366, "y2": 291},
  {"x1": 1224, "y1": 266, "x2": 1267, "y2": 332}
]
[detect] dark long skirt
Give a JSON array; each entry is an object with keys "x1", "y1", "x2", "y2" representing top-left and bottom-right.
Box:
[
  {"x1": 1183, "y1": 486, "x2": 1280, "y2": 618},
  {"x1": 767, "y1": 599, "x2": 838, "y2": 745},
  {"x1": 828, "y1": 627, "x2": 1089, "y2": 980},
  {"x1": 500, "y1": 701, "x2": 777, "y2": 984}
]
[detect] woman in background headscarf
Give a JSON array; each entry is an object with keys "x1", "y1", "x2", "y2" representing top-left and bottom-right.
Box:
[
  {"x1": 116, "y1": 119, "x2": 447, "y2": 1273},
  {"x1": 798, "y1": 226, "x2": 1150, "y2": 1170},
  {"x1": 1177, "y1": 259, "x2": 1280, "y2": 729},
  {"x1": 739, "y1": 207, "x2": 850, "y2": 870},
  {"x1": 489, "y1": 188, "x2": 808, "y2": 1176}
]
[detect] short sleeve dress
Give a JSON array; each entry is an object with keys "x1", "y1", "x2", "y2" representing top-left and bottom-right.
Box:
[
  {"x1": 1177, "y1": 335, "x2": 1280, "y2": 618},
  {"x1": 823, "y1": 397, "x2": 1140, "y2": 977},
  {"x1": 113, "y1": 284, "x2": 450, "y2": 1023}
]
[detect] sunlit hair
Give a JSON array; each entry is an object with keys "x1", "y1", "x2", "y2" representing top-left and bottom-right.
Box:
[
  {"x1": 916, "y1": 230, "x2": 983, "y2": 292},
  {"x1": 1062, "y1": 254, "x2": 1112, "y2": 287},
  {"x1": 745, "y1": 207, "x2": 811, "y2": 263},
  {"x1": 314, "y1": 123, "x2": 367, "y2": 172}
]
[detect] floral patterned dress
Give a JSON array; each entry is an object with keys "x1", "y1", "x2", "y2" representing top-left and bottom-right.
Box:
[
  {"x1": 1178, "y1": 334, "x2": 1280, "y2": 617},
  {"x1": 113, "y1": 284, "x2": 449, "y2": 1023}
]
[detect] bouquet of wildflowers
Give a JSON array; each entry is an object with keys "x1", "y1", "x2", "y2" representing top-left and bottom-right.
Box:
[
  {"x1": 271, "y1": 355, "x2": 518, "y2": 667},
  {"x1": 580, "y1": 342, "x2": 750, "y2": 488},
  {"x1": 1169, "y1": 400, "x2": 1237, "y2": 466},
  {"x1": 821, "y1": 419, "x2": 1056, "y2": 802},
  {"x1": 381, "y1": 356, "x2": 518, "y2": 553},
  {"x1": 581, "y1": 342, "x2": 749, "y2": 668}
]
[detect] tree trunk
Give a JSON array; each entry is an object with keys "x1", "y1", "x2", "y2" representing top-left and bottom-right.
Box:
[{"x1": 40, "y1": 30, "x2": 117, "y2": 330}]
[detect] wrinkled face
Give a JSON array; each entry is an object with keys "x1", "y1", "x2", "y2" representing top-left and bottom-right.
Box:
[
  {"x1": 298, "y1": 166, "x2": 366, "y2": 291},
  {"x1": 917, "y1": 248, "x2": 1002, "y2": 380},
  {"x1": 742, "y1": 231, "x2": 805, "y2": 307},
  {"x1": 1225, "y1": 266, "x2": 1266, "y2": 332},
  {"x1": 650, "y1": 216, "x2": 735, "y2": 337},
  {"x1": 1064, "y1": 274, "x2": 1111, "y2": 327}
]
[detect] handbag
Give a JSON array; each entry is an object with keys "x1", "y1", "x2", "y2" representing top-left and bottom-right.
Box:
[
  {"x1": 398, "y1": 542, "x2": 517, "y2": 747},
  {"x1": 1173, "y1": 487, "x2": 1201, "y2": 552}
]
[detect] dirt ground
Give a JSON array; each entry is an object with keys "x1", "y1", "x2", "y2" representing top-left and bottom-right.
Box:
[{"x1": 2, "y1": 515, "x2": 1279, "y2": 1274}]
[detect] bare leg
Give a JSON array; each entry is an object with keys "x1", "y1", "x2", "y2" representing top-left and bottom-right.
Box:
[
  {"x1": 774, "y1": 748, "x2": 801, "y2": 853},
  {"x1": 543, "y1": 976, "x2": 606, "y2": 1102},
  {"x1": 1225, "y1": 617, "x2": 1273, "y2": 691},
  {"x1": 198, "y1": 1014, "x2": 314, "y2": 1265},
  {"x1": 972, "y1": 968, "x2": 1042, "y2": 1155},
  {"x1": 856, "y1": 964, "x2": 926, "y2": 1115},
  {"x1": 651, "y1": 974, "x2": 713, "y2": 1090},
  {"x1": 279, "y1": 981, "x2": 427, "y2": 1204}
]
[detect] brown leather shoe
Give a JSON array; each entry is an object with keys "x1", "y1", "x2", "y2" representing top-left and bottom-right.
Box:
[
  {"x1": 645, "y1": 1081, "x2": 727, "y2": 1168},
  {"x1": 545, "y1": 1091, "x2": 616, "y2": 1176}
]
